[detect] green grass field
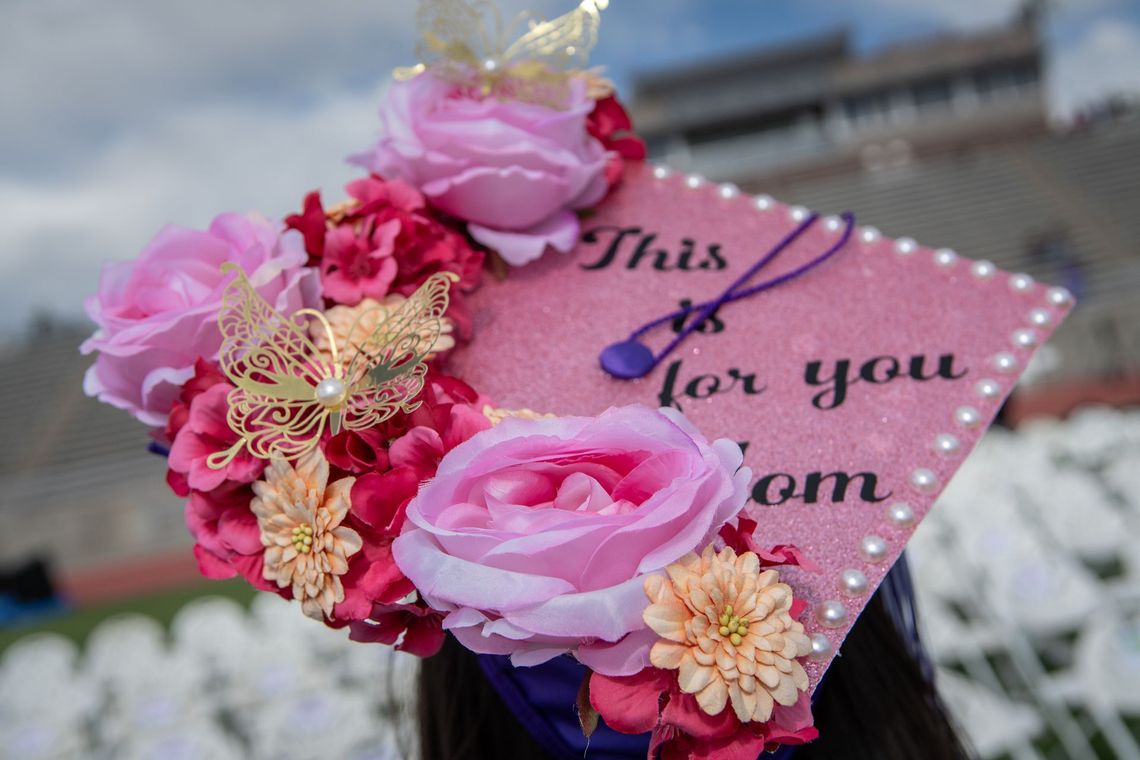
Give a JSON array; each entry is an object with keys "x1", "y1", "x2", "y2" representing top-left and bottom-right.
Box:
[{"x1": 0, "y1": 578, "x2": 259, "y2": 654}]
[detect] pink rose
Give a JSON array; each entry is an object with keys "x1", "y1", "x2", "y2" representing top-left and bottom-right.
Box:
[
  {"x1": 350, "y1": 73, "x2": 609, "y2": 267},
  {"x1": 81, "y1": 213, "x2": 320, "y2": 426},
  {"x1": 392, "y1": 405, "x2": 750, "y2": 676}
]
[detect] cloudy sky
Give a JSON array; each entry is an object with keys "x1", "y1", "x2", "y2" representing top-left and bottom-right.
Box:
[{"x1": 2, "y1": 0, "x2": 1138, "y2": 337}]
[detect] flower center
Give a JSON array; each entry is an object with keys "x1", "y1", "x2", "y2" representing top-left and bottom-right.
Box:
[
  {"x1": 291, "y1": 524, "x2": 314, "y2": 554},
  {"x1": 716, "y1": 604, "x2": 750, "y2": 646}
]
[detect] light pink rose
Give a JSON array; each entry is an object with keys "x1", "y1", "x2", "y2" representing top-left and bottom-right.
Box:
[
  {"x1": 350, "y1": 73, "x2": 610, "y2": 267},
  {"x1": 81, "y1": 213, "x2": 320, "y2": 427},
  {"x1": 392, "y1": 405, "x2": 751, "y2": 676}
]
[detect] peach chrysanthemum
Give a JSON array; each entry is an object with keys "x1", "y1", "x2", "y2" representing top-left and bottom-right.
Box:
[
  {"x1": 251, "y1": 450, "x2": 361, "y2": 621},
  {"x1": 481, "y1": 405, "x2": 557, "y2": 425},
  {"x1": 312, "y1": 295, "x2": 455, "y2": 364},
  {"x1": 643, "y1": 545, "x2": 812, "y2": 724}
]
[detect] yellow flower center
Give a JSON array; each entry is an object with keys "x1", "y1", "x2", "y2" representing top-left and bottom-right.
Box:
[
  {"x1": 716, "y1": 604, "x2": 750, "y2": 646},
  {"x1": 291, "y1": 524, "x2": 314, "y2": 554}
]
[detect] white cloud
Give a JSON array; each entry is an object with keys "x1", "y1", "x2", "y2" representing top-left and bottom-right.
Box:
[
  {"x1": 0, "y1": 91, "x2": 383, "y2": 332},
  {"x1": 1048, "y1": 18, "x2": 1140, "y2": 116}
]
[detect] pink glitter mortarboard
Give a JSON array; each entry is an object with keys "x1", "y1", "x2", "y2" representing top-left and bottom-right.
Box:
[{"x1": 450, "y1": 162, "x2": 1072, "y2": 691}]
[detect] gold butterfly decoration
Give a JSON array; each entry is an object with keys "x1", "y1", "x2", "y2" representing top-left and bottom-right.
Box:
[
  {"x1": 395, "y1": 0, "x2": 610, "y2": 106},
  {"x1": 206, "y1": 266, "x2": 458, "y2": 469}
]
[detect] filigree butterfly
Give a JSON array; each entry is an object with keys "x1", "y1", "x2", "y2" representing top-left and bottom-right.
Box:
[
  {"x1": 206, "y1": 265, "x2": 458, "y2": 469},
  {"x1": 395, "y1": 0, "x2": 609, "y2": 106}
]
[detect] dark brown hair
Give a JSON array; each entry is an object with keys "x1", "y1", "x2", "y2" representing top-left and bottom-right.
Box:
[{"x1": 419, "y1": 590, "x2": 971, "y2": 759}]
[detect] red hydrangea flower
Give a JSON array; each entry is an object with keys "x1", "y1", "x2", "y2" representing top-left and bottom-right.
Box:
[
  {"x1": 587, "y1": 94, "x2": 648, "y2": 187},
  {"x1": 718, "y1": 517, "x2": 820, "y2": 572},
  {"x1": 285, "y1": 176, "x2": 484, "y2": 333},
  {"x1": 185, "y1": 482, "x2": 277, "y2": 593}
]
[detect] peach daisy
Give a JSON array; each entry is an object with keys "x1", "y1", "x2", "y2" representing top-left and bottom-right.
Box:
[
  {"x1": 312, "y1": 295, "x2": 455, "y2": 364},
  {"x1": 251, "y1": 450, "x2": 361, "y2": 621},
  {"x1": 643, "y1": 544, "x2": 812, "y2": 724}
]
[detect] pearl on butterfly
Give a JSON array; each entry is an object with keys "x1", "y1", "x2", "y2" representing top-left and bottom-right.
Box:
[
  {"x1": 860, "y1": 226, "x2": 881, "y2": 244},
  {"x1": 718, "y1": 183, "x2": 740, "y2": 199},
  {"x1": 976, "y1": 378, "x2": 1002, "y2": 399},
  {"x1": 955, "y1": 405, "x2": 981, "y2": 427},
  {"x1": 934, "y1": 248, "x2": 958, "y2": 267},
  {"x1": 816, "y1": 600, "x2": 848, "y2": 628},
  {"x1": 839, "y1": 569, "x2": 869, "y2": 596},
  {"x1": 315, "y1": 377, "x2": 348, "y2": 408},
  {"x1": 859, "y1": 535, "x2": 888, "y2": 562},
  {"x1": 809, "y1": 633, "x2": 833, "y2": 661},
  {"x1": 481, "y1": 58, "x2": 499, "y2": 72},
  {"x1": 971, "y1": 260, "x2": 996, "y2": 279},
  {"x1": 1028, "y1": 308, "x2": 1052, "y2": 327},
  {"x1": 1012, "y1": 328, "x2": 1038, "y2": 348},
  {"x1": 684, "y1": 174, "x2": 704, "y2": 189},
  {"x1": 1046, "y1": 286, "x2": 1073, "y2": 306},
  {"x1": 652, "y1": 165, "x2": 671, "y2": 180},
  {"x1": 887, "y1": 501, "x2": 915, "y2": 526},
  {"x1": 1009, "y1": 273, "x2": 1034, "y2": 292},
  {"x1": 992, "y1": 352, "x2": 1019, "y2": 373},
  {"x1": 932, "y1": 433, "x2": 961, "y2": 456},
  {"x1": 895, "y1": 237, "x2": 917, "y2": 255},
  {"x1": 754, "y1": 194, "x2": 773, "y2": 211}
]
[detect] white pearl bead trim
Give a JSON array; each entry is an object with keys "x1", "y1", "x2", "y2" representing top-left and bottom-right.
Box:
[
  {"x1": 816, "y1": 600, "x2": 848, "y2": 628},
  {"x1": 809, "y1": 633, "x2": 833, "y2": 660},
  {"x1": 976, "y1": 378, "x2": 1002, "y2": 399},
  {"x1": 932, "y1": 433, "x2": 961, "y2": 456},
  {"x1": 1009, "y1": 273, "x2": 1034, "y2": 292},
  {"x1": 859, "y1": 535, "x2": 888, "y2": 562},
  {"x1": 970, "y1": 260, "x2": 996, "y2": 279},
  {"x1": 992, "y1": 352, "x2": 1019, "y2": 373},
  {"x1": 933, "y1": 248, "x2": 958, "y2": 267},
  {"x1": 839, "y1": 568, "x2": 869, "y2": 596},
  {"x1": 887, "y1": 502, "x2": 915, "y2": 526},
  {"x1": 895, "y1": 237, "x2": 918, "y2": 255},
  {"x1": 954, "y1": 405, "x2": 981, "y2": 427}
]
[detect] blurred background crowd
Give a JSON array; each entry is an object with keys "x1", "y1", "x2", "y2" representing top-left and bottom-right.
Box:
[{"x1": 1, "y1": 0, "x2": 1138, "y2": 758}]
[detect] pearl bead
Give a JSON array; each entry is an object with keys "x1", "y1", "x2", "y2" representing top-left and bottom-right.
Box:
[
  {"x1": 652, "y1": 165, "x2": 671, "y2": 180},
  {"x1": 753, "y1": 194, "x2": 773, "y2": 211},
  {"x1": 789, "y1": 205, "x2": 809, "y2": 222},
  {"x1": 860, "y1": 535, "x2": 888, "y2": 562},
  {"x1": 932, "y1": 433, "x2": 961, "y2": 456},
  {"x1": 955, "y1": 405, "x2": 981, "y2": 427},
  {"x1": 809, "y1": 633, "x2": 833, "y2": 660},
  {"x1": 684, "y1": 174, "x2": 703, "y2": 189},
  {"x1": 894, "y1": 237, "x2": 917, "y2": 255},
  {"x1": 1046, "y1": 286, "x2": 1073, "y2": 306},
  {"x1": 718, "y1": 183, "x2": 739, "y2": 199},
  {"x1": 971, "y1": 260, "x2": 996, "y2": 279},
  {"x1": 839, "y1": 569, "x2": 869, "y2": 596},
  {"x1": 1028, "y1": 308, "x2": 1052, "y2": 327},
  {"x1": 992, "y1": 352, "x2": 1019, "y2": 373},
  {"x1": 860, "y1": 226, "x2": 881, "y2": 244},
  {"x1": 1012, "y1": 328, "x2": 1038, "y2": 348},
  {"x1": 824, "y1": 215, "x2": 842, "y2": 232},
  {"x1": 887, "y1": 502, "x2": 915, "y2": 526},
  {"x1": 565, "y1": 44, "x2": 577, "y2": 56},
  {"x1": 481, "y1": 57, "x2": 498, "y2": 72},
  {"x1": 816, "y1": 600, "x2": 848, "y2": 628},
  {"x1": 976, "y1": 378, "x2": 1002, "y2": 399},
  {"x1": 315, "y1": 377, "x2": 347, "y2": 407},
  {"x1": 1009, "y1": 273, "x2": 1034, "y2": 292},
  {"x1": 934, "y1": 248, "x2": 958, "y2": 267},
  {"x1": 911, "y1": 467, "x2": 938, "y2": 490}
]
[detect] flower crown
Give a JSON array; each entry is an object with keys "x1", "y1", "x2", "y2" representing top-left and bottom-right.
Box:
[{"x1": 81, "y1": 2, "x2": 1070, "y2": 757}]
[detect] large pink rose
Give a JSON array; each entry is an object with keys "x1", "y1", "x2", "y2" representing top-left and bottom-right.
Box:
[
  {"x1": 350, "y1": 73, "x2": 609, "y2": 267},
  {"x1": 392, "y1": 405, "x2": 751, "y2": 676},
  {"x1": 81, "y1": 213, "x2": 320, "y2": 427}
]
